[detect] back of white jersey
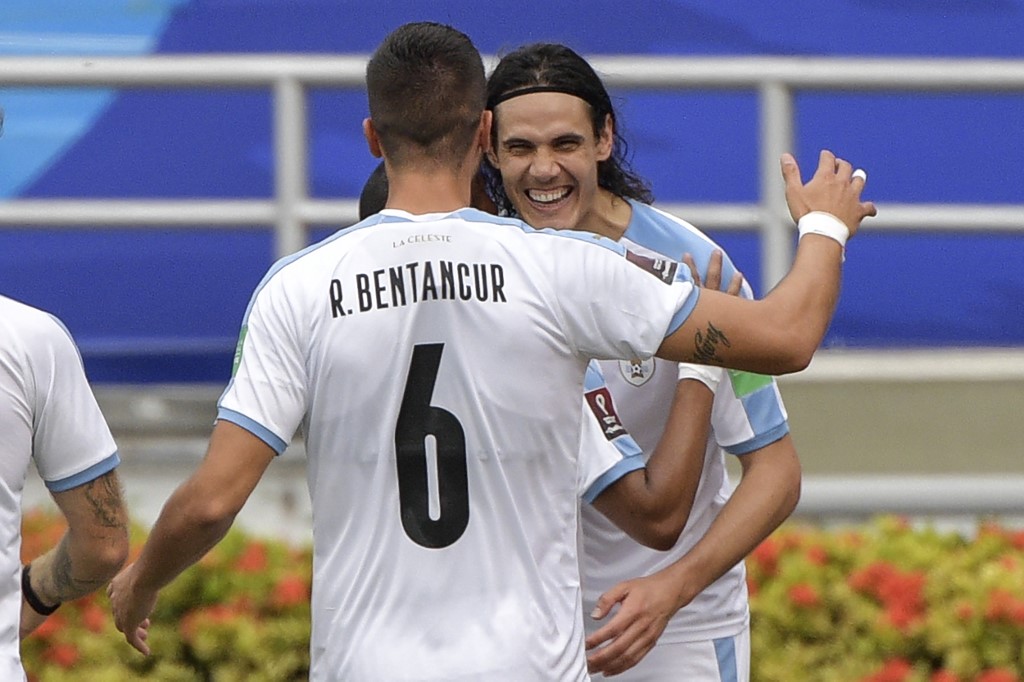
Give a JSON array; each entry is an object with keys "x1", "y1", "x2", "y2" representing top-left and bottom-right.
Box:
[{"x1": 218, "y1": 208, "x2": 697, "y2": 680}]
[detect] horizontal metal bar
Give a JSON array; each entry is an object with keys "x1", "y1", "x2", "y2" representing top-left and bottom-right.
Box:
[
  {"x1": 795, "y1": 475, "x2": 1024, "y2": 517},
  {"x1": 0, "y1": 55, "x2": 369, "y2": 87},
  {"x1": 780, "y1": 348, "x2": 1024, "y2": 383},
  {"x1": 3, "y1": 55, "x2": 1024, "y2": 91},
  {"x1": 2, "y1": 199, "x2": 1020, "y2": 232},
  {"x1": 0, "y1": 200, "x2": 278, "y2": 226}
]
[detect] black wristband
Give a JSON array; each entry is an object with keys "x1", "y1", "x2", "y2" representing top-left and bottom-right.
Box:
[{"x1": 21, "y1": 564, "x2": 60, "y2": 616}]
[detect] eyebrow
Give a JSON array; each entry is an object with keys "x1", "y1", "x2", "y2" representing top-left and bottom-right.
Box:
[{"x1": 500, "y1": 132, "x2": 586, "y2": 148}]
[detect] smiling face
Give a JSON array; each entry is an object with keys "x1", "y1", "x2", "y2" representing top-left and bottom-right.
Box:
[{"x1": 488, "y1": 92, "x2": 612, "y2": 231}]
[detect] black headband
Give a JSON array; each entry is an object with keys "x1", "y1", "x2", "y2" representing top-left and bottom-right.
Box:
[{"x1": 486, "y1": 85, "x2": 592, "y2": 110}]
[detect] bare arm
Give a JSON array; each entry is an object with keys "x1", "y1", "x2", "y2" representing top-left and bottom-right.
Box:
[
  {"x1": 21, "y1": 469, "x2": 130, "y2": 639},
  {"x1": 590, "y1": 376, "x2": 714, "y2": 550},
  {"x1": 107, "y1": 420, "x2": 275, "y2": 654},
  {"x1": 658, "y1": 151, "x2": 876, "y2": 374},
  {"x1": 585, "y1": 436, "x2": 801, "y2": 675}
]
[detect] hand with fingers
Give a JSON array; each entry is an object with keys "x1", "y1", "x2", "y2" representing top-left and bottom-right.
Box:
[
  {"x1": 107, "y1": 563, "x2": 156, "y2": 656},
  {"x1": 585, "y1": 571, "x2": 683, "y2": 677},
  {"x1": 780, "y1": 149, "x2": 877, "y2": 237},
  {"x1": 682, "y1": 249, "x2": 744, "y2": 295}
]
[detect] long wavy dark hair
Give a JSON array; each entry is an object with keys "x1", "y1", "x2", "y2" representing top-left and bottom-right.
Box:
[{"x1": 483, "y1": 43, "x2": 653, "y2": 216}]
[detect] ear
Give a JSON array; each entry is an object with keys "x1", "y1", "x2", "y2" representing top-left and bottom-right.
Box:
[
  {"x1": 596, "y1": 113, "x2": 614, "y2": 162},
  {"x1": 363, "y1": 118, "x2": 383, "y2": 158}
]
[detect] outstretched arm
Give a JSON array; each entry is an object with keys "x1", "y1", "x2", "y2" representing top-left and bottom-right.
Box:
[
  {"x1": 21, "y1": 470, "x2": 130, "y2": 639},
  {"x1": 659, "y1": 150, "x2": 876, "y2": 374},
  {"x1": 585, "y1": 436, "x2": 801, "y2": 676},
  {"x1": 107, "y1": 421, "x2": 275, "y2": 654}
]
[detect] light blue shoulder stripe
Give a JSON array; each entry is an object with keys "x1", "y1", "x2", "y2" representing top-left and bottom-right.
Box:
[
  {"x1": 582, "y1": 455, "x2": 645, "y2": 504},
  {"x1": 217, "y1": 407, "x2": 288, "y2": 455},
  {"x1": 584, "y1": 361, "x2": 608, "y2": 390},
  {"x1": 626, "y1": 200, "x2": 742, "y2": 293},
  {"x1": 666, "y1": 286, "x2": 701, "y2": 336},
  {"x1": 237, "y1": 214, "x2": 389, "y2": 325},
  {"x1": 46, "y1": 452, "x2": 120, "y2": 492}
]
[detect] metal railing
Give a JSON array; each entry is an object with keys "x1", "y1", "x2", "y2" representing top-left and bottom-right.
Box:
[{"x1": 1, "y1": 54, "x2": 1023, "y2": 289}]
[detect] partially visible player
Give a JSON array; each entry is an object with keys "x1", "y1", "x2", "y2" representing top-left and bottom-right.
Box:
[
  {"x1": 0, "y1": 294, "x2": 130, "y2": 679},
  {"x1": 108, "y1": 21, "x2": 873, "y2": 682},
  {"x1": 484, "y1": 43, "x2": 818, "y2": 680}
]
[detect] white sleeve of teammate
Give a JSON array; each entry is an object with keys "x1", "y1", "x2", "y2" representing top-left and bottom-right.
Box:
[
  {"x1": 218, "y1": 274, "x2": 309, "y2": 454},
  {"x1": 544, "y1": 234, "x2": 699, "y2": 362},
  {"x1": 578, "y1": 362, "x2": 645, "y2": 503},
  {"x1": 30, "y1": 315, "x2": 119, "y2": 491}
]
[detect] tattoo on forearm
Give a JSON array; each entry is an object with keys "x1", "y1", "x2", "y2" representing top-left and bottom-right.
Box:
[
  {"x1": 83, "y1": 472, "x2": 128, "y2": 530},
  {"x1": 693, "y1": 322, "x2": 730, "y2": 365},
  {"x1": 47, "y1": 535, "x2": 107, "y2": 602}
]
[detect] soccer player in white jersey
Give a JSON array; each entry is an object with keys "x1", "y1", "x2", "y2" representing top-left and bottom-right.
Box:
[
  {"x1": 0, "y1": 294, "x2": 129, "y2": 679},
  {"x1": 107, "y1": 22, "x2": 874, "y2": 682},
  {"x1": 484, "y1": 43, "x2": 830, "y2": 680}
]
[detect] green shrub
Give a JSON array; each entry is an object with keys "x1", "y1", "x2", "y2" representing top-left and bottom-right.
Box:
[{"x1": 20, "y1": 511, "x2": 1024, "y2": 681}]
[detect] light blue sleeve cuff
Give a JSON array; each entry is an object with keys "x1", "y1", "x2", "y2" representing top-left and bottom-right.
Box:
[
  {"x1": 725, "y1": 422, "x2": 791, "y2": 456},
  {"x1": 46, "y1": 452, "x2": 121, "y2": 492},
  {"x1": 665, "y1": 286, "x2": 701, "y2": 337},
  {"x1": 217, "y1": 407, "x2": 288, "y2": 455},
  {"x1": 582, "y1": 455, "x2": 646, "y2": 504}
]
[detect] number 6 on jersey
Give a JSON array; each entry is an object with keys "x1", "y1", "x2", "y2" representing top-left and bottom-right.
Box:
[{"x1": 394, "y1": 343, "x2": 470, "y2": 548}]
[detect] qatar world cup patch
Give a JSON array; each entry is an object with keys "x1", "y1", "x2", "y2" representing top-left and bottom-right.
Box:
[
  {"x1": 625, "y1": 249, "x2": 678, "y2": 284},
  {"x1": 584, "y1": 386, "x2": 628, "y2": 441},
  {"x1": 618, "y1": 357, "x2": 655, "y2": 386}
]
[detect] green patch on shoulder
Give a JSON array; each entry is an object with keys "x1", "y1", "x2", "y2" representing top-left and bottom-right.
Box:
[
  {"x1": 231, "y1": 325, "x2": 248, "y2": 376},
  {"x1": 727, "y1": 369, "x2": 773, "y2": 397}
]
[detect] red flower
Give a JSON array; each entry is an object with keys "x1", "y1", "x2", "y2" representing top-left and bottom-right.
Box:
[
  {"x1": 44, "y1": 642, "x2": 80, "y2": 669},
  {"x1": 32, "y1": 612, "x2": 66, "y2": 640},
  {"x1": 954, "y1": 601, "x2": 974, "y2": 620},
  {"x1": 984, "y1": 589, "x2": 1014, "y2": 622},
  {"x1": 745, "y1": 575, "x2": 759, "y2": 598},
  {"x1": 235, "y1": 542, "x2": 268, "y2": 573},
  {"x1": 80, "y1": 602, "x2": 107, "y2": 633},
  {"x1": 1008, "y1": 530, "x2": 1024, "y2": 550},
  {"x1": 272, "y1": 574, "x2": 309, "y2": 609},
  {"x1": 805, "y1": 544, "x2": 828, "y2": 566},
  {"x1": 977, "y1": 669, "x2": 1019, "y2": 682},
  {"x1": 788, "y1": 583, "x2": 820, "y2": 608},
  {"x1": 750, "y1": 537, "x2": 780, "y2": 575}
]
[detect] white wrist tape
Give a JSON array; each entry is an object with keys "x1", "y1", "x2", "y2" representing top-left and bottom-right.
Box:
[
  {"x1": 677, "y1": 363, "x2": 724, "y2": 392},
  {"x1": 798, "y1": 211, "x2": 849, "y2": 262},
  {"x1": 797, "y1": 211, "x2": 849, "y2": 247}
]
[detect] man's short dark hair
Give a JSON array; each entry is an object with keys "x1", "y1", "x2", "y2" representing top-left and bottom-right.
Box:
[
  {"x1": 483, "y1": 43, "x2": 653, "y2": 216},
  {"x1": 359, "y1": 161, "x2": 389, "y2": 220},
  {"x1": 366, "y1": 22, "x2": 486, "y2": 169}
]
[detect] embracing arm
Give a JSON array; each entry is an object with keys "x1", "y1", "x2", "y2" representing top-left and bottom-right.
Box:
[
  {"x1": 590, "y1": 375, "x2": 714, "y2": 550},
  {"x1": 21, "y1": 469, "x2": 130, "y2": 639},
  {"x1": 658, "y1": 151, "x2": 876, "y2": 375},
  {"x1": 586, "y1": 435, "x2": 801, "y2": 676},
  {"x1": 107, "y1": 420, "x2": 275, "y2": 654}
]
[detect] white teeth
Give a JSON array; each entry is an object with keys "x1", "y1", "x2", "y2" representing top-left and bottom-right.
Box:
[{"x1": 527, "y1": 188, "x2": 569, "y2": 204}]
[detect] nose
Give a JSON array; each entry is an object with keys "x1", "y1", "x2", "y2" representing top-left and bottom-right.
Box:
[{"x1": 528, "y1": 147, "x2": 559, "y2": 182}]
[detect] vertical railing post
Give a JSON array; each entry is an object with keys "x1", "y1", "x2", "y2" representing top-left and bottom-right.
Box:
[
  {"x1": 273, "y1": 76, "x2": 308, "y2": 259},
  {"x1": 758, "y1": 81, "x2": 795, "y2": 292}
]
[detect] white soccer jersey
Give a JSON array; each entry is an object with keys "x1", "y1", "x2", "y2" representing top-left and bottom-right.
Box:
[
  {"x1": 580, "y1": 201, "x2": 790, "y2": 647},
  {"x1": 0, "y1": 295, "x2": 120, "y2": 680},
  {"x1": 217, "y1": 208, "x2": 698, "y2": 681}
]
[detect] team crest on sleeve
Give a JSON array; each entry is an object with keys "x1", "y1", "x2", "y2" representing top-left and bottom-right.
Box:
[
  {"x1": 625, "y1": 249, "x2": 679, "y2": 284},
  {"x1": 619, "y1": 358, "x2": 655, "y2": 386},
  {"x1": 584, "y1": 386, "x2": 627, "y2": 441}
]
